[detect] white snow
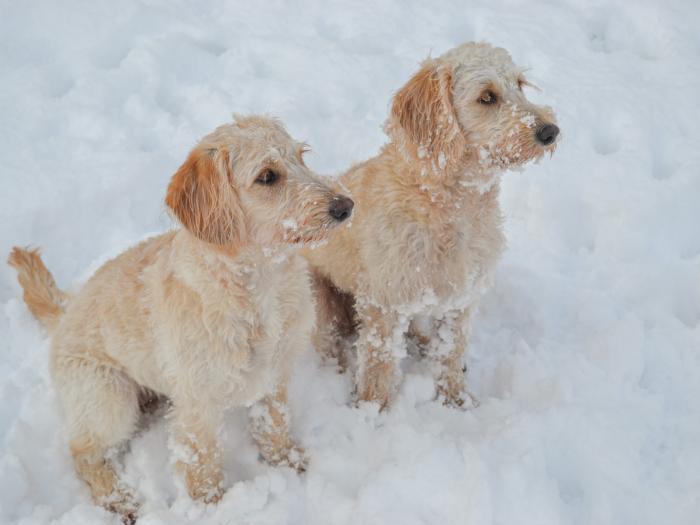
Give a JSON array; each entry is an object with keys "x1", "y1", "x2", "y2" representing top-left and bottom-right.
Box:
[
  {"x1": 2, "y1": 1, "x2": 700, "y2": 524},
  {"x1": 282, "y1": 219, "x2": 299, "y2": 232}
]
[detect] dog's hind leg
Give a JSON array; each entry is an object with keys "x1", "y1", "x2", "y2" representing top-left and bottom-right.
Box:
[
  {"x1": 407, "y1": 314, "x2": 436, "y2": 357},
  {"x1": 53, "y1": 355, "x2": 140, "y2": 523},
  {"x1": 311, "y1": 272, "x2": 357, "y2": 372}
]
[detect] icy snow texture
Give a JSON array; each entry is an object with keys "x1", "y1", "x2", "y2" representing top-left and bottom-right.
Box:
[{"x1": 2, "y1": 0, "x2": 700, "y2": 524}]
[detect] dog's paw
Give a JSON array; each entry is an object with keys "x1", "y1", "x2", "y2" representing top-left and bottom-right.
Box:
[
  {"x1": 356, "y1": 379, "x2": 392, "y2": 412},
  {"x1": 103, "y1": 490, "x2": 140, "y2": 524},
  {"x1": 184, "y1": 470, "x2": 225, "y2": 505},
  {"x1": 272, "y1": 444, "x2": 309, "y2": 474},
  {"x1": 121, "y1": 510, "x2": 138, "y2": 525},
  {"x1": 191, "y1": 485, "x2": 225, "y2": 506},
  {"x1": 438, "y1": 388, "x2": 480, "y2": 411},
  {"x1": 288, "y1": 445, "x2": 309, "y2": 474},
  {"x1": 204, "y1": 487, "x2": 225, "y2": 505}
]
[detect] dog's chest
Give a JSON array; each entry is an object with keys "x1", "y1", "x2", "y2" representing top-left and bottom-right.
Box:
[
  {"x1": 424, "y1": 217, "x2": 501, "y2": 296},
  {"x1": 368, "y1": 188, "x2": 505, "y2": 308},
  {"x1": 162, "y1": 250, "x2": 308, "y2": 408},
  {"x1": 440, "y1": 216, "x2": 503, "y2": 303},
  {"x1": 215, "y1": 262, "x2": 297, "y2": 402},
  {"x1": 248, "y1": 262, "x2": 297, "y2": 355}
]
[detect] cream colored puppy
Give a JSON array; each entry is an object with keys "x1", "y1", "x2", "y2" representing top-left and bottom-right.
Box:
[
  {"x1": 305, "y1": 42, "x2": 558, "y2": 410},
  {"x1": 8, "y1": 115, "x2": 353, "y2": 522}
]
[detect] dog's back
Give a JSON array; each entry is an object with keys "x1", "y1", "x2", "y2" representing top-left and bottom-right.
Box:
[{"x1": 51, "y1": 233, "x2": 174, "y2": 385}]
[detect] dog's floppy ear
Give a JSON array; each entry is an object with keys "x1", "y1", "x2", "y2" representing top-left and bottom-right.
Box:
[
  {"x1": 165, "y1": 147, "x2": 242, "y2": 245},
  {"x1": 390, "y1": 61, "x2": 466, "y2": 172}
]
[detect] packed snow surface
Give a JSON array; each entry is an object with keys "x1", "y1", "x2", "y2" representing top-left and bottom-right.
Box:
[{"x1": 2, "y1": 0, "x2": 700, "y2": 524}]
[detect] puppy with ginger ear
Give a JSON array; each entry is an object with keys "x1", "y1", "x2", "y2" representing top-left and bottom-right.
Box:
[
  {"x1": 304, "y1": 42, "x2": 559, "y2": 411},
  {"x1": 8, "y1": 115, "x2": 353, "y2": 522}
]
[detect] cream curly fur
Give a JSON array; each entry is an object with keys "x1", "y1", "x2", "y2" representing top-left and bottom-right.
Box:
[
  {"x1": 8, "y1": 115, "x2": 353, "y2": 522},
  {"x1": 304, "y1": 42, "x2": 559, "y2": 410}
]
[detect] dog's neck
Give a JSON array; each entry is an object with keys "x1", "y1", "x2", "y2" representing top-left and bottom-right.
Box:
[
  {"x1": 385, "y1": 119, "x2": 505, "y2": 179},
  {"x1": 385, "y1": 140, "x2": 503, "y2": 209},
  {"x1": 173, "y1": 230, "x2": 297, "y2": 291}
]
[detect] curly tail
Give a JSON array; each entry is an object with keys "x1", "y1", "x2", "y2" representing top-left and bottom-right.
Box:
[{"x1": 8, "y1": 247, "x2": 68, "y2": 330}]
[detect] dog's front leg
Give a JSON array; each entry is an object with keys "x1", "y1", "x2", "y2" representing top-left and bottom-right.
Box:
[
  {"x1": 172, "y1": 408, "x2": 224, "y2": 504},
  {"x1": 249, "y1": 381, "x2": 307, "y2": 473},
  {"x1": 356, "y1": 303, "x2": 406, "y2": 410},
  {"x1": 429, "y1": 308, "x2": 479, "y2": 409}
]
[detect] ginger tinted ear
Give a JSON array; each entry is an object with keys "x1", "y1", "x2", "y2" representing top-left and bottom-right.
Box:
[
  {"x1": 165, "y1": 147, "x2": 242, "y2": 245},
  {"x1": 390, "y1": 61, "x2": 466, "y2": 171}
]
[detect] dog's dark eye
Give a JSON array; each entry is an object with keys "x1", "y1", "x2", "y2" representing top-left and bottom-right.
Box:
[
  {"x1": 256, "y1": 170, "x2": 279, "y2": 185},
  {"x1": 479, "y1": 90, "x2": 497, "y2": 105}
]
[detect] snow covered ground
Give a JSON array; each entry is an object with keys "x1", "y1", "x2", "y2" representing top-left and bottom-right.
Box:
[{"x1": 2, "y1": 0, "x2": 699, "y2": 523}]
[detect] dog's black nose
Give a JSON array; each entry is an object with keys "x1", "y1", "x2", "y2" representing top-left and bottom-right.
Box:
[
  {"x1": 329, "y1": 196, "x2": 354, "y2": 222},
  {"x1": 536, "y1": 123, "x2": 559, "y2": 146}
]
